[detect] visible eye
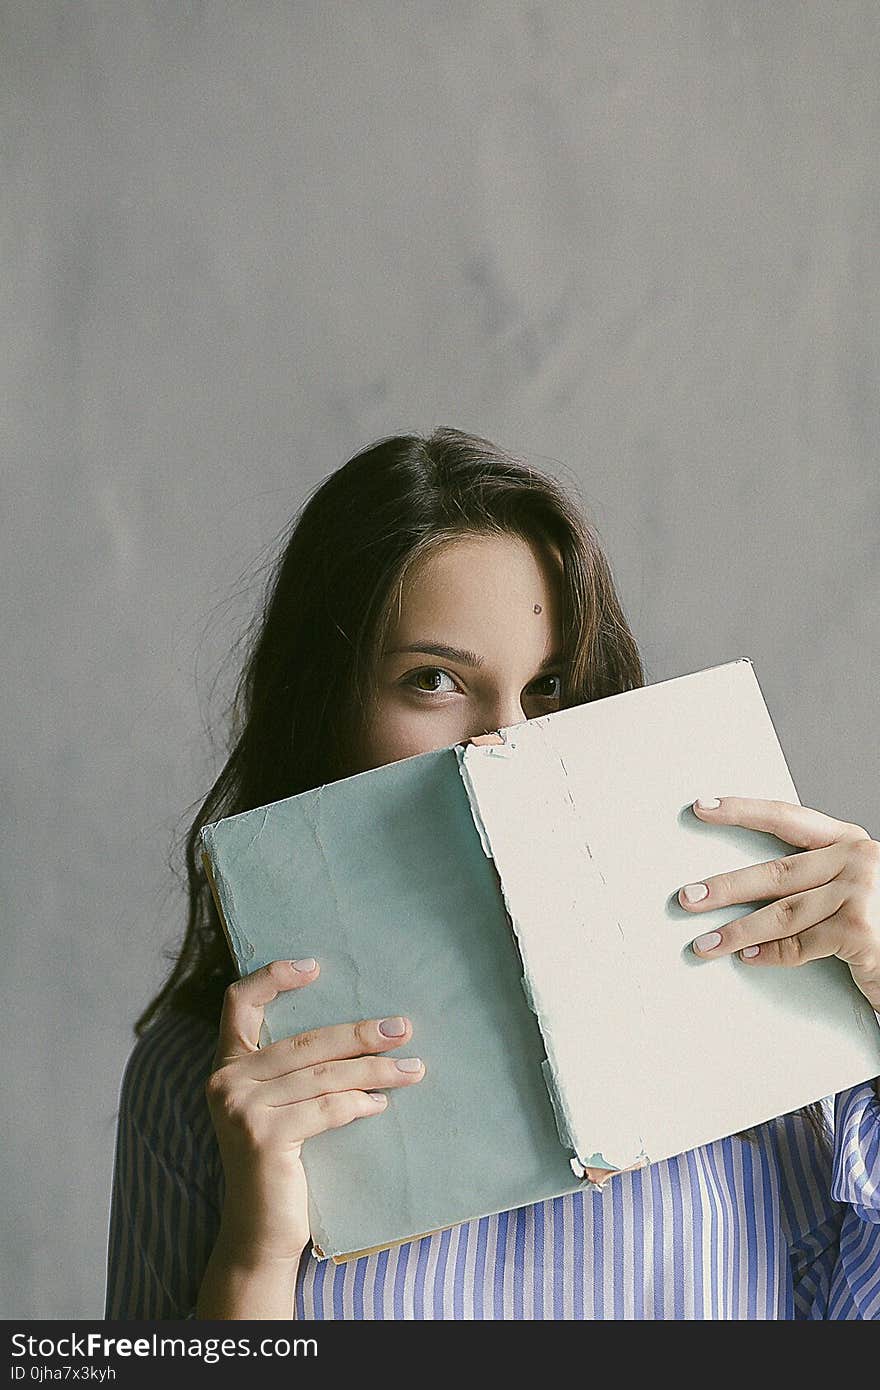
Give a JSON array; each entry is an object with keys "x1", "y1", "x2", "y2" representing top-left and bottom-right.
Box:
[
  {"x1": 403, "y1": 667, "x2": 460, "y2": 695},
  {"x1": 527, "y1": 674, "x2": 562, "y2": 700}
]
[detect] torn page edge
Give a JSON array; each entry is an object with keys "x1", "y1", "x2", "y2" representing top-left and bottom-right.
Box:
[
  {"x1": 458, "y1": 733, "x2": 648, "y2": 1174},
  {"x1": 541, "y1": 1057, "x2": 579, "y2": 1158},
  {"x1": 457, "y1": 740, "x2": 584, "y2": 1169},
  {"x1": 454, "y1": 744, "x2": 496, "y2": 858},
  {"x1": 572, "y1": 1153, "x2": 652, "y2": 1189}
]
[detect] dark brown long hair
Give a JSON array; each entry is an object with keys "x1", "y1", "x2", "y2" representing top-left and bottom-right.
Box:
[
  {"x1": 137, "y1": 427, "x2": 644, "y2": 1035},
  {"x1": 135, "y1": 426, "x2": 827, "y2": 1148}
]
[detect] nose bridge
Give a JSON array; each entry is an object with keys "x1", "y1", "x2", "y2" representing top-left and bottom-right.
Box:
[{"x1": 487, "y1": 688, "x2": 527, "y2": 733}]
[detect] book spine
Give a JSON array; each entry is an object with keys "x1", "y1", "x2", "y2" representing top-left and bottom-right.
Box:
[
  {"x1": 197, "y1": 828, "x2": 251, "y2": 977},
  {"x1": 198, "y1": 827, "x2": 274, "y2": 1053}
]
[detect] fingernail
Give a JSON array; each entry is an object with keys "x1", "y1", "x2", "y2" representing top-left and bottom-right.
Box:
[
  {"x1": 291, "y1": 958, "x2": 317, "y2": 972},
  {"x1": 694, "y1": 931, "x2": 722, "y2": 952},
  {"x1": 741, "y1": 945, "x2": 760, "y2": 959},
  {"x1": 695, "y1": 797, "x2": 721, "y2": 810},
  {"x1": 369, "y1": 1092, "x2": 388, "y2": 1106},
  {"x1": 682, "y1": 882, "x2": 709, "y2": 903},
  {"x1": 378, "y1": 1016, "x2": 407, "y2": 1037},
  {"x1": 395, "y1": 1057, "x2": 423, "y2": 1073}
]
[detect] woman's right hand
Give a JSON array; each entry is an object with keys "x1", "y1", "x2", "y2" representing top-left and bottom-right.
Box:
[{"x1": 205, "y1": 957, "x2": 426, "y2": 1267}]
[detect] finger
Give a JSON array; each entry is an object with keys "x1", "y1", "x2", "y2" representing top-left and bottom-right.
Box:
[
  {"x1": 259, "y1": 1053, "x2": 426, "y2": 1107},
  {"x1": 691, "y1": 881, "x2": 845, "y2": 959},
  {"x1": 691, "y1": 796, "x2": 870, "y2": 851},
  {"x1": 215, "y1": 958, "x2": 320, "y2": 1064},
  {"x1": 735, "y1": 918, "x2": 848, "y2": 968},
  {"x1": 240, "y1": 1014, "x2": 415, "y2": 1081},
  {"x1": 270, "y1": 1088, "x2": 393, "y2": 1145},
  {"x1": 678, "y1": 844, "x2": 845, "y2": 912}
]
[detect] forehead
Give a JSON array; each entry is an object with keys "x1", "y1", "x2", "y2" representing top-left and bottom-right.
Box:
[{"x1": 390, "y1": 532, "x2": 562, "y2": 644}]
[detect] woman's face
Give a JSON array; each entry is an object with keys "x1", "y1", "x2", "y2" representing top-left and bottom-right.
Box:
[{"x1": 356, "y1": 531, "x2": 564, "y2": 773}]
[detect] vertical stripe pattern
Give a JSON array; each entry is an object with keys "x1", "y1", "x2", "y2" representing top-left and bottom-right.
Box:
[{"x1": 105, "y1": 1012, "x2": 880, "y2": 1320}]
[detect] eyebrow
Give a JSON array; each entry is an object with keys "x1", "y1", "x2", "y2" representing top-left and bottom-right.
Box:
[{"x1": 383, "y1": 642, "x2": 562, "y2": 672}]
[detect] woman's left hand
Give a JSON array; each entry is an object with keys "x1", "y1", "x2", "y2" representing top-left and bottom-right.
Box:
[{"x1": 678, "y1": 796, "x2": 880, "y2": 1013}]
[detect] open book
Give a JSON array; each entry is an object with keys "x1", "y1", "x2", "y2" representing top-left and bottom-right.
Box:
[{"x1": 198, "y1": 658, "x2": 880, "y2": 1260}]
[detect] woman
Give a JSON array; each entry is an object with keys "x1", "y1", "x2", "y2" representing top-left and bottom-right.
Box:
[{"x1": 105, "y1": 427, "x2": 880, "y2": 1319}]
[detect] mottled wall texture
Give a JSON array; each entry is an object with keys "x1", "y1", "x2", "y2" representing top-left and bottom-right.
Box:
[{"x1": 3, "y1": 2, "x2": 878, "y2": 1318}]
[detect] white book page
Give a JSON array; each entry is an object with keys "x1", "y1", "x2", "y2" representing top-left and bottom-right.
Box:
[{"x1": 458, "y1": 659, "x2": 880, "y2": 1170}]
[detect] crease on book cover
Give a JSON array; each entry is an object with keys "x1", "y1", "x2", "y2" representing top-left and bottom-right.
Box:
[
  {"x1": 299, "y1": 785, "x2": 371, "y2": 1034},
  {"x1": 300, "y1": 786, "x2": 417, "y2": 1249}
]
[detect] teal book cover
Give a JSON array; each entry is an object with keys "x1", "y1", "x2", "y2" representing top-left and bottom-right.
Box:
[
  {"x1": 199, "y1": 740, "x2": 585, "y2": 1261},
  {"x1": 199, "y1": 659, "x2": 880, "y2": 1260}
]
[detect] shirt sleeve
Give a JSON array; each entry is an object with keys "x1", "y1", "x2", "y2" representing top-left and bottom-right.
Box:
[
  {"x1": 822, "y1": 1080, "x2": 880, "y2": 1318},
  {"x1": 788, "y1": 1081, "x2": 880, "y2": 1320},
  {"x1": 104, "y1": 1011, "x2": 224, "y2": 1320}
]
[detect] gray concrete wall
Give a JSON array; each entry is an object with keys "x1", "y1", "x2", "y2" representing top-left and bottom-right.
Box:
[{"x1": 2, "y1": 1, "x2": 877, "y2": 1317}]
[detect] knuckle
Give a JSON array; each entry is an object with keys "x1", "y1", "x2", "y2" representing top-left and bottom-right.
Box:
[
  {"x1": 843, "y1": 898, "x2": 874, "y2": 939},
  {"x1": 204, "y1": 1064, "x2": 234, "y2": 1104},
  {"x1": 354, "y1": 1018, "x2": 378, "y2": 1052},
  {"x1": 205, "y1": 1072, "x2": 253, "y2": 1130},
  {"x1": 851, "y1": 838, "x2": 880, "y2": 880},
  {"x1": 774, "y1": 897, "x2": 796, "y2": 930},
  {"x1": 224, "y1": 977, "x2": 246, "y2": 1004},
  {"x1": 310, "y1": 1061, "x2": 330, "y2": 1084},
  {"x1": 289, "y1": 1028, "x2": 317, "y2": 1054},
  {"x1": 767, "y1": 856, "x2": 792, "y2": 890},
  {"x1": 315, "y1": 1091, "x2": 346, "y2": 1125},
  {"x1": 776, "y1": 933, "x2": 804, "y2": 965},
  {"x1": 266, "y1": 959, "x2": 291, "y2": 986}
]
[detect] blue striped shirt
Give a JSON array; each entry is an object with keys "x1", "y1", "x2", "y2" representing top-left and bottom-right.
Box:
[{"x1": 105, "y1": 1010, "x2": 880, "y2": 1319}]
